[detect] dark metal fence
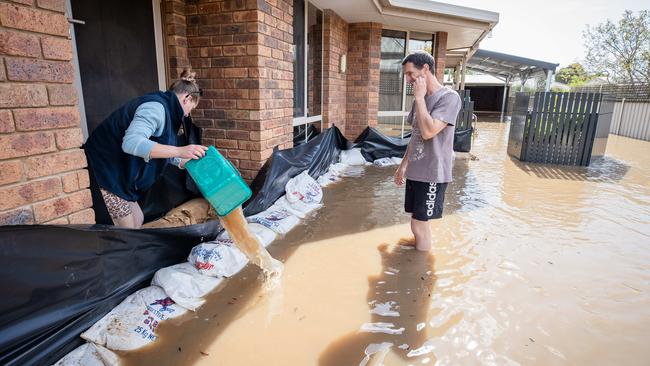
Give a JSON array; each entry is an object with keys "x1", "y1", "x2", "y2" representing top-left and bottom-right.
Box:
[
  {"x1": 456, "y1": 89, "x2": 474, "y2": 131},
  {"x1": 508, "y1": 92, "x2": 607, "y2": 166}
]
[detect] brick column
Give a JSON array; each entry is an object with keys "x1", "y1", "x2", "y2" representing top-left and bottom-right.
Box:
[
  {"x1": 184, "y1": 0, "x2": 294, "y2": 181},
  {"x1": 162, "y1": 0, "x2": 190, "y2": 79},
  {"x1": 0, "y1": 0, "x2": 93, "y2": 225},
  {"x1": 345, "y1": 22, "x2": 381, "y2": 140},
  {"x1": 434, "y1": 31, "x2": 447, "y2": 83},
  {"x1": 321, "y1": 10, "x2": 347, "y2": 131}
]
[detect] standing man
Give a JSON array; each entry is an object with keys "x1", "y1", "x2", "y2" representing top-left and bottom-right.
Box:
[{"x1": 394, "y1": 51, "x2": 461, "y2": 251}]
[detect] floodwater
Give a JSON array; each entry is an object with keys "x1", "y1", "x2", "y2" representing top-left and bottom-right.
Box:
[{"x1": 122, "y1": 123, "x2": 650, "y2": 366}]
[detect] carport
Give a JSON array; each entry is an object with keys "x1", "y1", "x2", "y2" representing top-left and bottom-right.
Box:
[{"x1": 449, "y1": 49, "x2": 559, "y2": 121}]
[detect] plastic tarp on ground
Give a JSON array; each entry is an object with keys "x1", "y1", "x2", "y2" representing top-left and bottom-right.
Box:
[
  {"x1": 0, "y1": 222, "x2": 220, "y2": 366},
  {"x1": 353, "y1": 127, "x2": 409, "y2": 162},
  {"x1": 243, "y1": 126, "x2": 350, "y2": 216}
]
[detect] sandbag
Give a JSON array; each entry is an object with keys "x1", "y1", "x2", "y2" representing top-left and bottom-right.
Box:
[
  {"x1": 187, "y1": 241, "x2": 249, "y2": 278},
  {"x1": 80, "y1": 286, "x2": 188, "y2": 351},
  {"x1": 217, "y1": 222, "x2": 278, "y2": 247},
  {"x1": 151, "y1": 262, "x2": 223, "y2": 311},
  {"x1": 53, "y1": 343, "x2": 119, "y2": 366},
  {"x1": 274, "y1": 195, "x2": 321, "y2": 219},
  {"x1": 317, "y1": 171, "x2": 340, "y2": 187},
  {"x1": 142, "y1": 198, "x2": 217, "y2": 228},
  {"x1": 285, "y1": 170, "x2": 323, "y2": 205},
  {"x1": 339, "y1": 148, "x2": 368, "y2": 165},
  {"x1": 247, "y1": 207, "x2": 301, "y2": 235}
]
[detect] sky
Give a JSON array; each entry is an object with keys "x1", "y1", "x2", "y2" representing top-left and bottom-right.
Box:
[{"x1": 445, "y1": 0, "x2": 648, "y2": 69}]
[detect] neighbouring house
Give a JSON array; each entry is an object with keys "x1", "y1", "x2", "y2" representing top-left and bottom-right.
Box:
[{"x1": 0, "y1": 0, "x2": 498, "y2": 225}]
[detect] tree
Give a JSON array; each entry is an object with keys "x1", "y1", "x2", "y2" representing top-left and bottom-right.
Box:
[
  {"x1": 583, "y1": 10, "x2": 650, "y2": 83},
  {"x1": 555, "y1": 63, "x2": 591, "y2": 86}
]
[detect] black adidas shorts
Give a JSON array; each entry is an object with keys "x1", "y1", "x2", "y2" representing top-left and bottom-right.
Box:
[{"x1": 404, "y1": 179, "x2": 448, "y2": 221}]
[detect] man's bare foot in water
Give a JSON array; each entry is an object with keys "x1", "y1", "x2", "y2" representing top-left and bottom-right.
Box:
[{"x1": 397, "y1": 237, "x2": 416, "y2": 248}]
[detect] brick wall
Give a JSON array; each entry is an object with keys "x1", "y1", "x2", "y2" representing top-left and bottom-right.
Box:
[
  {"x1": 345, "y1": 22, "x2": 381, "y2": 140},
  {"x1": 181, "y1": 0, "x2": 294, "y2": 181},
  {"x1": 434, "y1": 31, "x2": 447, "y2": 83},
  {"x1": 163, "y1": 0, "x2": 190, "y2": 79},
  {"x1": 321, "y1": 10, "x2": 347, "y2": 132},
  {"x1": 0, "y1": 0, "x2": 94, "y2": 225}
]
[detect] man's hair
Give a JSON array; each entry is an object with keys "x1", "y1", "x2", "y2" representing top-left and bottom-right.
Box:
[{"x1": 401, "y1": 51, "x2": 435, "y2": 75}]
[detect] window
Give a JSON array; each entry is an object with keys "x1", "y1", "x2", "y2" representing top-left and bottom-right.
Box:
[
  {"x1": 377, "y1": 30, "x2": 435, "y2": 137},
  {"x1": 293, "y1": 0, "x2": 323, "y2": 142}
]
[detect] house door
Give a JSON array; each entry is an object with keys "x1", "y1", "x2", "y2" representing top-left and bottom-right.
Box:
[{"x1": 70, "y1": 0, "x2": 164, "y2": 135}]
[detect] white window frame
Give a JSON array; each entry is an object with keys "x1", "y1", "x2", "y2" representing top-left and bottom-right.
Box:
[
  {"x1": 292, "y1": 0, "x2": 324, "y2": 143},
  {"x1": 378, "y1": 29, "x2": 436, "y2": 138}
]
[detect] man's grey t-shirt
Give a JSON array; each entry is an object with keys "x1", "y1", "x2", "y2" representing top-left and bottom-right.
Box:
[{"x1": 405, "y1": 86, "x2": 462, "y2": 183}]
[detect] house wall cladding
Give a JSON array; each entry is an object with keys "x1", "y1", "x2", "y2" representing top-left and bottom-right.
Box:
[{"x1": 0, "y1": 0, "x2": 94, "y2": 225}]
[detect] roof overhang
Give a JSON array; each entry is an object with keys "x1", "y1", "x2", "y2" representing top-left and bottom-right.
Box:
[
  {"x1": 309, "y1": 0, "x2": 499, "y2": 67},
  {"x1": 466, "y1": 49, "x2": 559, "y2": 80}
]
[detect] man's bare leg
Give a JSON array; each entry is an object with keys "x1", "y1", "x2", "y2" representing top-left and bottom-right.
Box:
[{"x1": 410, "y1": 218, "x2": 432, "y2": 251}]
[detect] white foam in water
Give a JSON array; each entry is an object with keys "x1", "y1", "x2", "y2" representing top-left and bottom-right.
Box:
[
  {"x1": 359, "y1": 342, "x2": 393, "y2": 366},
  {"x1": 360, "y1": 322, "x2": 405, "y2": 335},
  {"x1": 369, "y1": 301, "x2": 400, "y2": 317}
]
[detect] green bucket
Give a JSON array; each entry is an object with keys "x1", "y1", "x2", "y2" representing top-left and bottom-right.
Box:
[{"x1": 184, "y1": 146, "x2": 252, "y2": 217}]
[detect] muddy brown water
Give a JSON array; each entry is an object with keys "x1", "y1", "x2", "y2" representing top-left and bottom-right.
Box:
[{"x1": 121, "y1": 123, "x2": 650, "y2": 365}]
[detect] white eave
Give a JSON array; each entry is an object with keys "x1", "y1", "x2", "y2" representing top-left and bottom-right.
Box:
[{"x1": 309, "y1": 0, "x2": 499, "y2": 67}]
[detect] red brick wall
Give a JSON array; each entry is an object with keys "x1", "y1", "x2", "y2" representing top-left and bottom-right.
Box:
[
  {"x1": 181, "y1": 0, "x2": 294, "y2": 181},
  {"x1": 434, "y1": 31, "x2": 447, "y2": 83},
  {"x1": 163, "y1": 0, "x2": 190, "y2": 79},
  {"x1": 0, "y1": 0, "x2": 93, "y2": 225},
  {"x1": 321, "y1": 10, "x2": 347, "y2": 132},
  {"x1": 345, "y1": 22, "x2": 381, "y2": 140}
]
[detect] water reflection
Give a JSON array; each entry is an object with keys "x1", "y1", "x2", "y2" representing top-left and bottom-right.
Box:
[{"x1": 319, "y1": 242, "x2": 436, "y2": 365}]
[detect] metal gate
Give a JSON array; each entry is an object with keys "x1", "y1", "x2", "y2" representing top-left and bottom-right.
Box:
[{"x1": 508, "y1": 92, "x2": 605, "y2": 166}]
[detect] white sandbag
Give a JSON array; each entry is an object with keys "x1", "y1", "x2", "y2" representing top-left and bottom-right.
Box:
[
  {"x1": 247, "y1": 207, "x2": 300, "y2": 234},
  {"x1": 339, "y1": 148, "x2": 367, "y2": 165},
  {"x1": 328, "y1": 162, "x2": 350, "y2": 174},
  {"x1": 390, "y1": 156, "x2": 403, "y2": 165},
  {"x1": 285, "y1": 171, "x2": 323, "y2": 204},
  {"x1": 188, "y1": 241, "x2": 249, "y2": 278},
  {"x1": 373, "y1": 157, "x2": 396, "y2": 167},
  {"x1": 151, "y1": 262, "x2": 223, "y2": 311},
  {"x1": 81, "y1": 286, "x2": 188, "y2": 351},
  {"x1": 216, "y1": 223, "x2": 277, "y2": 247},
  {"x1": 248, "y1": 223, "x2": 278, "y2": 247},
  {"x1": 274, "y1": 195, "x2": 321, "y2": 219},
  {"x1": 317, "y1": 171, "x2": 340, "y2": 187},
  {"x1": 53, "y1": 343, "x2": 120, "y2": 366}
]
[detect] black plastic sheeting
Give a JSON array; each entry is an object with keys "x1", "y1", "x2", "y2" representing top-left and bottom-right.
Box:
[
  {"x1": 353, "y1": 127, "x2": 409, "y2": 162},
  {"x1": 243, "y1": 126, "x2": 410, "y2": 216},
  {"x1": 243, "y1": 126, "x2": 350, "y2": 216},
  {"x1": 0, "y1": 117, "x2": 213, "y2": 366},
  {"x1": 0, "y1": 222, "x2": 220, "y2": 366}
]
